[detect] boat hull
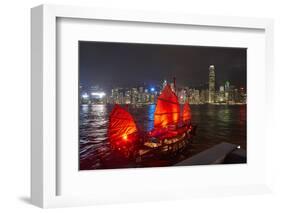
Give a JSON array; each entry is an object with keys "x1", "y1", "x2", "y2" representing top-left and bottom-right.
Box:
[
  {"x1": 111, "y1": 125, "x2": 197, "y2": 165},
  {"x1": 136, "y1": 136, "x2": 191, "y2": 164}
]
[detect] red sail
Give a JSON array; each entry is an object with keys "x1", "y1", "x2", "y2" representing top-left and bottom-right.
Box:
[
  {"x1": 154, "y1": 84, "x2": 180, "y2": 129},
  {"x1": 182, "y1": 101, "x2": 192, "y2": 122},
  {"x1": 109, "y1": 104, "x2": 138, "y2": 145}
]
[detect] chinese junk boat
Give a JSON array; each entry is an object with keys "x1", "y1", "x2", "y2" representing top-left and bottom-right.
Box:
[{"x1": 108, "y1": 84, "x2": 196, "y2": 164}]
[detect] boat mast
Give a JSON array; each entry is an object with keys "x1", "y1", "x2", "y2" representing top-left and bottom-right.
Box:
[{"x1": 173, "y1": 77, "x2": 176, "y2": 93}]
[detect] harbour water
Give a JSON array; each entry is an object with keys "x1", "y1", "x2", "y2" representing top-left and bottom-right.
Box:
[{"x1": 79, "y1": 104, "x2": 246, "y2": 170}]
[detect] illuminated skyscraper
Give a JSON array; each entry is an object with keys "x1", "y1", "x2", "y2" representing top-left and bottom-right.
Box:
[
  {"x1": 162, "y1": 80, "x2": 167, "y2": 90},
  {"x1": 131, "y1": 88, "x2": 138, "y2": 104},
  {"x1": 225, "y1": 81, "x2": 230, "y2": 102},
  {"x1": 208, "y1": 65, "x2": 216, "y2": 103}
]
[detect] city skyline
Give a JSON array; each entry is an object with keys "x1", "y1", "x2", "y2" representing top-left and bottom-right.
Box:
[
  {"x1": 79, "y1": 41, "x2": 247, "y2": 91},
  {"x1": 80, "y1": 65, "x2": 246, "y2": 105}
]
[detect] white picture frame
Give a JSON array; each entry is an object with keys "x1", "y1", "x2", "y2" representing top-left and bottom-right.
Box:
[{"x1": 31, "y1": 4, "x2": 274, "y2": 208}]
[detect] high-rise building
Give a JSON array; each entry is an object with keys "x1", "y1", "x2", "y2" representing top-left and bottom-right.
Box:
[
  {"x1": 162, "y1": 80, "x2": 167, "y2": 90},
  {"x1": 218, "y1": 85, "x2": 225, "y2": 102},
  {"x1": 177, "y1": 88, "x2": 185, "y2": 104},
  {"x1": 224, "y1": 81, "x2": 230, "y2": 102},
  {"x1": 170, "y1": 83, "x2": 175, "y2": 93},
  {"x1": 139, "y1": 86, "x2": 144, "y2": 93},
  {"x1": 234, "y1": 88, "x2": 240, "y2": 103},
  {"x1": 194, "y1": 89, "x2": 200, "y2": 104},
  {"x1": 124, "y1": 90, "x2": 131, "y2": 104},
  {"x1": 208, "y1": 65, "x2": 216, "y2": 103},
  {"x1": 200, "y1": 89, "x2": 209, "y2": 104}
]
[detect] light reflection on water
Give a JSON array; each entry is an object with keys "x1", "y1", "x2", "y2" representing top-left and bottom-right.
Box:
[
  {"x1": 79, "y1": 104, "x2": 246, "y2": 169},
  {"x1": 147, "y1": 104, "x2": 156, "y2": 131}
]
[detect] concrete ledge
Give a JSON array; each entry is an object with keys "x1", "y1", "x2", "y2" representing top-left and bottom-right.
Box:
[{"x1": 175, "y1": 142, "x2": 239, "y2": 166}]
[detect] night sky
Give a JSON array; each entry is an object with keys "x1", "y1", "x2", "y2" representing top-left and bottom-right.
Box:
[{"x1": 79, "y1": 41, "x2": 246, "y2": 91}]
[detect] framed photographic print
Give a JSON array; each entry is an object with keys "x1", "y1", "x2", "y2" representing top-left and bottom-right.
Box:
[
  {"x1": 31, "y1": 4, "x2": 274, "y2": 208},
  {"x1": 78, "y1": 41, "x2": 247, "y2": 171}
]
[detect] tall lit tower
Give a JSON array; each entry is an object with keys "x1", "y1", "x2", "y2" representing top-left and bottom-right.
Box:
[
  {"x1": 162, "y1": 79, "x2": 167, "y2": 89},
  {"x1": 208, "y1": 65, "x2": 216, "y2": 103}
]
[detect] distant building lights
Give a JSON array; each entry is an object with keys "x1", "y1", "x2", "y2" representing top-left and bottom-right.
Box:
[
  {"x1": 91, "y1": 92, "x2": 106, "y2": 98},
  {"x1": 82, "y1": 93, "x2": 89, "y2": 99}
]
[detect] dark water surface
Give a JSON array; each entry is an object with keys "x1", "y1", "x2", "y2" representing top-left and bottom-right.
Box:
[{"x1": 79, "y1": 104, "x2": 246, "y2": 170}]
